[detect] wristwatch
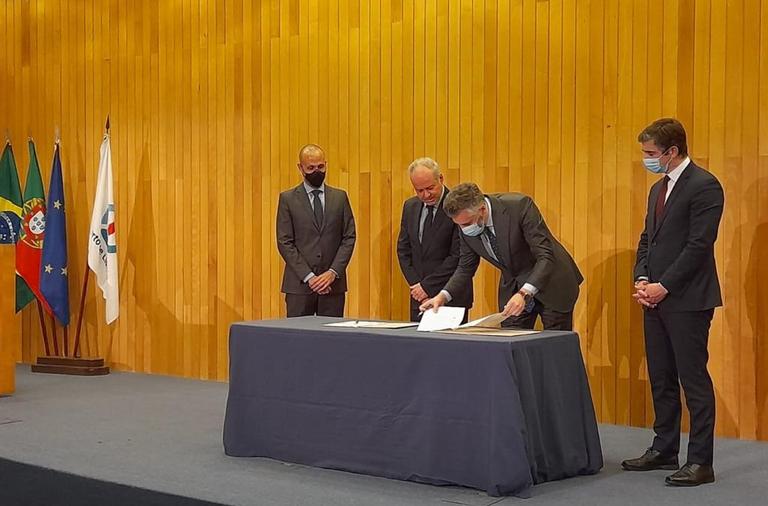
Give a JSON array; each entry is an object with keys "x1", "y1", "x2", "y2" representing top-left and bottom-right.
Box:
[{"x1": 517, "y1": 289, "x2": 533, "y2": 302}]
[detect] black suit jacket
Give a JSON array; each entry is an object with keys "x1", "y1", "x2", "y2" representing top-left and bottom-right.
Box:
[
  {"x1": 397, "y1": 189, "x2": 473, "y2": 309},
  {"x1": 276, "y1": 184, "x2": 356, "y2": 295},
  {"x1": 443, "y1": 193, "x2": 583, "y2": 313},
  {"x1": 634, "y1": 162, "x2": 724, "y2": 312}
]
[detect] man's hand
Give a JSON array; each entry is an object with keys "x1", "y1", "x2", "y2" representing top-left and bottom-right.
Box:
[
  {"x1": 632, "y1": 279, "x2": 662, "y2": 308},
  {"x1": 633, "y1": 279, "x2": 653, "y2": 308},
  {"x1": 309, "y1": 270, "x2": 336, "y2": 293},
  {"x1": 632, "y1": 291, "x2": 655, "y2": 308},
  {"x1": 410, "y1": 283, "x2": 429, "y2": 303},
  {"x1": 502, "y1": 293, "x2": 527, "y2": 317},
  {"x1": 318, "y1": 286, "x2": 332, "y2": 295},
  {"x1": 420, "y1": 292, "x2": 447, "y2": 313},
  {"x1": 643, "y1": 283, "x2": 669, "y2": 304}
]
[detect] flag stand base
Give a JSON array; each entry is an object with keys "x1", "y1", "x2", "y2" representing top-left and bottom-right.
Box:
[{"x1": 31, "y1": 356, "x2": 110, "y2": 376}]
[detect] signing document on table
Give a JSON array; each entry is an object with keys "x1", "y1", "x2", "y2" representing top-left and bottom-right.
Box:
[{"x1": 418, "y1": 307, "x2": 537, "y2": 336}]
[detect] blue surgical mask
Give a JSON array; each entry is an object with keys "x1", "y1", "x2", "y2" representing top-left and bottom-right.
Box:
[
  {"x1": 461, "y1": 223, "x2": 483, "y2": 236},
  {"x1": 461, "y1": 215, "x2": 485, "y2": 237},
  {"x1": 643, "y1": 149, "x2": 671, "y2": 174}
]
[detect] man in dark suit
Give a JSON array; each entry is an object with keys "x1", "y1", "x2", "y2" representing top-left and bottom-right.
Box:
[
  {"x1": 419, "y1": 182, "x2": 583, "y2": 330},
  {"x1": 276, "y1": 144, "x2": 356, "y2": 317},
  {"x1": 397, "y1": 158, "x2": 473, "y2": 322},
  {"x1": 622, "y1": 118, "x2": 724, "y2": 487}
]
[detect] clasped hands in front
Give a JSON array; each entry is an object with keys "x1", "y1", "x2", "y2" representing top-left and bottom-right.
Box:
[
  {"x1": 633, "y1": 280, "x2": 668, "y2": 308},
  {"x1": 309, "y1": 270, "x2": 336, "y2": 295}
]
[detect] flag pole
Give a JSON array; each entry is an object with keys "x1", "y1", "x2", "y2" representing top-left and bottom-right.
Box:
[
  {"x1": 50, "y1": 314, "x2": 59, "y2": 356},
  {"x1": 36, "y1": 300, "x2": 51, "y2": 356},
  {"x1": 72, "y1": 116, "x2": 108, "y2": 359},
  {"x1": 72, "y1": 261, "x2": 89, "y2": 359}
]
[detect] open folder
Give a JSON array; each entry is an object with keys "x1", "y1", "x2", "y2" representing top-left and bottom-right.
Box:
[{"x1": 418, "y1": 308, "x2": 538, "y2": 336}]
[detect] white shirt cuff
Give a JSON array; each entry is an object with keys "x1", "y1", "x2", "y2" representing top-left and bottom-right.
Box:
[
  {"x1": 439, "y1": 290, "x2": 453, "y2": 303},
  {"x1": 521, "y1": 283, "x2": 538, "y2": 296}
]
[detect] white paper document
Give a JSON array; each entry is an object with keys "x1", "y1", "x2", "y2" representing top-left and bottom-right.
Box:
[
  {"x1": 458, "y1": 312, "x2": 511, "y2": 329},
  {"x1": 324, "y1": 320, "x2": 419, "y2": 329},
  {"x1": 417, "y1": 306, "x2": 467, "y2": 332}
]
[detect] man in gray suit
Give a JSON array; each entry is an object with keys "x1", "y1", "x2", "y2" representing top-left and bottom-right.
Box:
[
  {"x1": 397, "y1": 157, "x2": 472, "y2": 322},
  {"x1": 420, "y1": 182, "x2": 582, "y2": 330},
  {"x1": 276, "y1": 144, "x2": 356, "y2": 317}
]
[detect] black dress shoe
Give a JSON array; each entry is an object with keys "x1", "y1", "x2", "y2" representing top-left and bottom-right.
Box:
[
  {"x1": 665, "y1": 463, "x2": 715, "y2": 487},
  {"x1": 621, "y1": 449, "x2": 679, "y2": 471}
]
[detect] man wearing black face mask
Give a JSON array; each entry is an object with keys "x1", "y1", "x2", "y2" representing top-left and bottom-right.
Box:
[
  {"x1": 622, "y1": 118, "x2": 724, "y2": 487},
  {"x1": 276, "y1": 144, "x2": 356, "y2": 317}
]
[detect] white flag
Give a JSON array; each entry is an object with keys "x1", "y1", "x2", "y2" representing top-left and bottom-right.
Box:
[{"x1": 87, "y1": 133, "x2": 119, "y2": 324}]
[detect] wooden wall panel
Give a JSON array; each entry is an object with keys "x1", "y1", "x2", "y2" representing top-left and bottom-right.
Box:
[{"x1": 0, "y1": 0, "x2": 767, "y2": 441}]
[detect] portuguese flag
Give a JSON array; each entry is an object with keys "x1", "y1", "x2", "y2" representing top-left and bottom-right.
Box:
[{"x1": 16, "y1": 139, "x2": 52, "y2": 314}]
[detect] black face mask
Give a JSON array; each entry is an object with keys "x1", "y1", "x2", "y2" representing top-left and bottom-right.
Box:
[{"x1": 304, "y1": 170, "x2": 326, "y2": 188}]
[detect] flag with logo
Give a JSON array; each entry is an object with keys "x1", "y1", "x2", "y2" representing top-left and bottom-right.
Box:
[
  {"x1": 16, "y1": 139, "x2": 52, "y2": 314},
  {"x1": 88, "y1": 132, "x2": 118, "y2": 324},
  {"x1": 0, "y1": 142, "x2": 23, "y2": 244},
  {"x1": 0, "y1": 141, "x2": 35, "y2": 311},
  {"x1": 40, "y1": 143, "x2": 70, "y2": 326}
]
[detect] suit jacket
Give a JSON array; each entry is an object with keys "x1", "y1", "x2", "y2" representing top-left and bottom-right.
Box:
[
  {"x1": 276, "y1": 183, "x2": 356, "y2": 295},
  {"x1": 634, "y1": 162, "x2": 724, "y2": 312},
  {"x1": 443, "y1": 193, "x2": 583, "y2": 313},
  {"x1": 396, "y1": 189, "x2": 473, "y2": 309}
]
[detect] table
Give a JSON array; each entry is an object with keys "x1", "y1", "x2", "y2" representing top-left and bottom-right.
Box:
[{"x1": 223, "y1": 317, "x2": 603, "y2": 497}]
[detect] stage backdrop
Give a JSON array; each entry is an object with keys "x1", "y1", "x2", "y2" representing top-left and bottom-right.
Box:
[{"x1": 1, "y1": 0, "x2": 767, "y2": 441}]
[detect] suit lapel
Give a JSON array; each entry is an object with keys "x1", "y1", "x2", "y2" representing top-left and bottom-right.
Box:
[
  {"x1": 652, "y1": 167, "x2": 692, "y2": 238},
  {"x1": 648, "y1": 180, "x2": 661, "y2": 232},
  {"x1": 411, "y1": 200, "x2": 424, "y2": 257},
  {"x1": 489, "y1": 196, "x2": 513, "y2": 270},
  {"x1": 320, "y1": 185, "x2": 334, "y2": 233},
  {"x1": 295, "y1": 184, "x2": 321, "y2": 232}
]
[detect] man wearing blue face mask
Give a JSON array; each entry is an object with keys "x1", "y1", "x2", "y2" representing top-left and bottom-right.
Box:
[
  {"x1": 621, "y1": 118, "x2": 724, "y2": 487},
  {"x1": 419, "y1": 182, "x2": 583, "y2": 330}
]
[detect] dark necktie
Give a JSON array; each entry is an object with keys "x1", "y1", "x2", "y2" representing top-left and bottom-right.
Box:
[
  {"x1": 655, "y1": 176, "x2": 670, "y2": 224},
  {"x1": 422, "y1": 205, "x2": 435, "y2": 244},
  {"x1": 311, "y1": 190, "x2": 323, "y2": 227},
  {"x1": 483, "y1": 227, "x2": 504, "y2": 267}
]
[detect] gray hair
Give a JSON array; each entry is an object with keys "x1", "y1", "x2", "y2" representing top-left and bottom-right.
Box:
[
  {"x1": 408, "y1": 157, "x2": 441, "y2": 179},
  {"x1": 443, "y1": 182, "x2": 485, "y2": 218}
]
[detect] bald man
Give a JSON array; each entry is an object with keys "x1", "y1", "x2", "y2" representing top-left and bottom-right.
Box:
[{"x1": 276, "y1": 144, "x2": 356, "y2": 317}]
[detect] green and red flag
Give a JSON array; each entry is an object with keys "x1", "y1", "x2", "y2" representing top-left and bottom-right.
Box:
[
  {"x1": 16, "y1": 139, "x2": 52, "y2": 314},
  {"x1": 0, "y1": 141, "x2": 37, "y2": 311}
]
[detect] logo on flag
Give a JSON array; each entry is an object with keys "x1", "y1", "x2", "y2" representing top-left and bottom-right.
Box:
[
  {"x1": 20, "y1": 199, "x2": 46, "y2": 247},
  {"x1": 0, "y1": 143, "x2": 23, "y2": 245},
  {"x1": 100, "y1": 204, "x2": 117, "y2": 254}
]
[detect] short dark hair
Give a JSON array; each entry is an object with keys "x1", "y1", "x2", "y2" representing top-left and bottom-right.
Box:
[
  {"x1": 638, "y1": 118, "x2": 688, "y2": 157},
  {"x1": 443, "y1": 182, "x2": 485, "y2": 218}
]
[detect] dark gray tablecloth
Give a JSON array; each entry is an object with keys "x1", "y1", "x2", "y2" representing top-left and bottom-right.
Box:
[{"x1": 223, "y1": 316, "x2": 602, "y2": 497}]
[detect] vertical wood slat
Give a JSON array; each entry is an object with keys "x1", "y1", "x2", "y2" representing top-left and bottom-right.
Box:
[{"x1": 0, "y1": 0, "x2": 766, "y2": 441}]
